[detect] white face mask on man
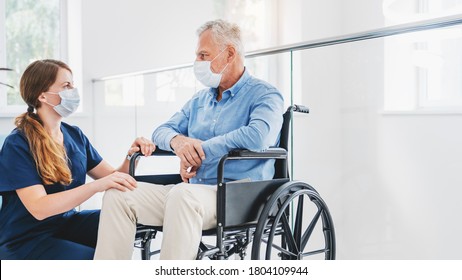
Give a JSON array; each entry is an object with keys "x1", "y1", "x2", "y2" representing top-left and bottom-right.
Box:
[
  {"x1": 193, "y1": 48, "x2": 230, "y2": 88},
  {"x1": 43, "y1": 88, "x2": 80, "y2": 118}
]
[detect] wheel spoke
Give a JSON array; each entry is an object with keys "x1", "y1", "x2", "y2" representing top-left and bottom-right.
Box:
[
  {"x1": 261, "y1": 238, "x2": 298, "y2": 258},
  {"x1": 265, "y1": 214, "x2": 280, "y2": 259},
  {"x1": 280, "y1": 204, "x2": 299, "y2": 254},
  {"x1": 293, "y1": 195, "x2": 304, "y2": 249},
  {"x1": 301, "y1": 248, "x2": 330, "y2": 258},
  {"x1": 301, "y1": 208, "x2": 322, "y2": 249}
]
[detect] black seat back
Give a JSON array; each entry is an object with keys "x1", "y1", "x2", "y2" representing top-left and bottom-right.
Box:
[
  {"x1": 273, "y1": 108, "x2": 292, "y2": 179},
  {"x1": 273, "y1": 105, "x2": 309, "y2": 179}
]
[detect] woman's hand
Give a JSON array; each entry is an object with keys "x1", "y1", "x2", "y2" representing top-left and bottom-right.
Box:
[
  {"x1": 95, "y1": 171, "x2": 137, "y2": 192},
  {"x1": 127, "y1": 136, "x2": 156, "y2": 158}
]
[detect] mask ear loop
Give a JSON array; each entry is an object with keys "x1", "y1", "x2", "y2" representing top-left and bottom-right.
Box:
[
  {"x1": 41, "y1": 92, "x2": 60, "y2": 108},
  {"x1": 218, "y1": 60, "x2": 231, "y2": 74},
  {"x1": 210, "y1": 47, "x2": 228, "y2": 63},
  {"x1": 43, "y1": 100, "x2": 57, "y2": 108},
  {"x1": 44, "y1": 91, "x2": 60, "y2": 96},
  {"x1": 218, "y1": 49, "x2": 238, "y2": 75},
  {"x1": 212, "y1": 47, "x2": 236, "y2": 75}
]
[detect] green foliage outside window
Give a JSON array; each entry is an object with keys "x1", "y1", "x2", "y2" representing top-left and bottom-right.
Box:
[{"x1": 4, "y1": 0, "x2": 60, "y2": 105}]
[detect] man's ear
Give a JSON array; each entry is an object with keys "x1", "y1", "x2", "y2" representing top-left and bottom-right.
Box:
[{"x1": 227, "y1": 45, "x2": 236, "y2": 62}]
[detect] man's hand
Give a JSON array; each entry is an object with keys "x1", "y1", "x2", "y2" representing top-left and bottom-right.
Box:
[
  {"x1": 179, "y1": 161, "x2": 200, "y2": 183},
  {"x1": 170, "y1": 135, "x2": 205, "y2": 166},
  {"x1": 170, "y1": 135, "x2": 205, "y2": 182}
]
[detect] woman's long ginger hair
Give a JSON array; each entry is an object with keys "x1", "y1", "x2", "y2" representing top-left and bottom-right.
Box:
[{"x1": 14, "y1": 59, "x2": 73, "y2": 185}]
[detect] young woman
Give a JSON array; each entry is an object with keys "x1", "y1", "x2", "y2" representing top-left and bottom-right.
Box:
[{"x1": 0, "y1": 59, "x2": 155, "y2": 259}]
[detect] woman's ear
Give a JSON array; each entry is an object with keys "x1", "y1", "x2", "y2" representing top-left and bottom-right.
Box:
[{"x1": 37, "y1": 93, "x2": 47, "y2": 103}]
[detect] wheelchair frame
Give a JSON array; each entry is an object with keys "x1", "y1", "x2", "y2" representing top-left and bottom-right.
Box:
[{"x1": 130, "y1": 104, "x2": 336, "y2": 260}]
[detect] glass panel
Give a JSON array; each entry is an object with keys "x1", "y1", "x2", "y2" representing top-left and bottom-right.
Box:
[
  {"x1": 103, "y1": 75, "x2": 145, "y2": 107},
  {"x1": 93, "y1": 67, "x2": 201, "y2": 174},
  {"x1": 137, "y1": 68, "x2": 198, "y2": 133}
]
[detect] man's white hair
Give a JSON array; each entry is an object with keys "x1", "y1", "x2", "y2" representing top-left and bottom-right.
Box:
[{"x1": 197, "y1": 19, "x2": 245, "y2": 60}]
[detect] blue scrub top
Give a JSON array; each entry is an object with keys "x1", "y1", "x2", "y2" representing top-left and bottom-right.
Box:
[{"x1": 0, "y1": 122, "x2": 102, "y2": 258}]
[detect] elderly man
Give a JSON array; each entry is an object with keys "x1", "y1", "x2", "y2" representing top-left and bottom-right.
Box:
[{"x1": 94, "y1": 19, "x2": 284, "y2": 260}]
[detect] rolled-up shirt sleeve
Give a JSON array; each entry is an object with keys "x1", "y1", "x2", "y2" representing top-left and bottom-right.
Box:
[{"x1": 152, "y1": 98, "x2": 193, "y2": 151}]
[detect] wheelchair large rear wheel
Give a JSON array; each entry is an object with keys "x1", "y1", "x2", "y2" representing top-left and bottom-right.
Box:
[{"x1": 251, "y1": 181, "x2": 335, "y2": 260}]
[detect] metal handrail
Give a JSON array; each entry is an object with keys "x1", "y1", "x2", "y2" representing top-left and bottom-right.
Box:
[{"x1": 92, "y1": 14, "x2": 462, "y2": 82}]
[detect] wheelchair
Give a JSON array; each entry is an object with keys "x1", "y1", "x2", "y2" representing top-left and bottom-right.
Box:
[{"x1": 129, "y1": 104, "x2": 336, "y2": 260}]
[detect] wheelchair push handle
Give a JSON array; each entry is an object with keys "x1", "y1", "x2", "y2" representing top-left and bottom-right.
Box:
[{"x1": 292, "y1": 104, "x2": 309, "y2": 114}]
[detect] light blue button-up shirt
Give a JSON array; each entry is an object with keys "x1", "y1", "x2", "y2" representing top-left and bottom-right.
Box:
[{"x1": 152, "y1": 68, "x2": 284, "y2": 185}]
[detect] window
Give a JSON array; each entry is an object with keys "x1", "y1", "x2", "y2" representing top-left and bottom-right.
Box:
[
  {"x1": 0, "y1": 0, "x2": 79, "y2": 115},
  {"x1": 383, "y1": 0, "x2": 462, "y2": 112}
]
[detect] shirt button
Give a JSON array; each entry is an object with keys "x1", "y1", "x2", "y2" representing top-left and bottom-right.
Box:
[{"x1": 199, "y1": 179, "x2": 202, "y2": 182}]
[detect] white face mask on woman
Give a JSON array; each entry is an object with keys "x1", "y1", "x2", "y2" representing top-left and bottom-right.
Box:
[
  {"x1": 193, "y1": 48, "x2": 230, "y2": 88},
  {"x1": 44, "y1": 88, "x2": 80, "y2": 118}
]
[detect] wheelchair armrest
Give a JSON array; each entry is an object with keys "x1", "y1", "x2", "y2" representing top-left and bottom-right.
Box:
[
  {"x1": 227, "y1": 147, "x2": 287, "y2": 159},
  {"x1": 150, "y1": 149, "x2": 176, "y2": 156},
  {"x1": 217, "y1": 147, "x2": 288, "y2": 184},
  {"x1": 129, "y1": 148, "x2": 176, "y2": 176}
]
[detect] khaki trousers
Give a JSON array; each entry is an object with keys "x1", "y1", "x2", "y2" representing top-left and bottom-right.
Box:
[{"x1": 93, "y1": 182, "x2": 217, "y2": 260}]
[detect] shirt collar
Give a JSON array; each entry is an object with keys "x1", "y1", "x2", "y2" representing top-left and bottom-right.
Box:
[
  {"x1": 209, "y1": 67, "x2": 250, "y2": 99},
  {"x1": 224, "y1": 67, "x2": 250, "y2": 98}
]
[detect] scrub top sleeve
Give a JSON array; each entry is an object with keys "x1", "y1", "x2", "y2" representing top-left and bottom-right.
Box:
[
  {"x1": 81, "y1": 132, "x2": 103, "y2": 171},
  {"x1": 0, "y1": 136, "x2": 43, "y2": 192}
]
